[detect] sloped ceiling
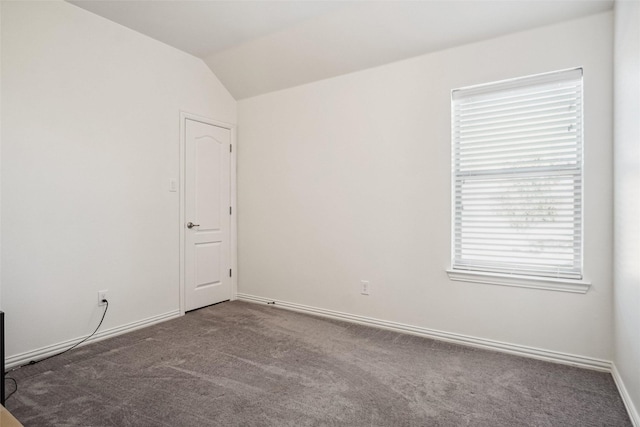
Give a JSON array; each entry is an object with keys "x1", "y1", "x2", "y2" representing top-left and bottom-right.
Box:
[{"x1": 69, "y1": 0, "x2": 613, "y2": 100}]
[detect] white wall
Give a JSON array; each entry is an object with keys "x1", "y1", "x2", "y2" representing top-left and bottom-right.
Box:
[
  {"x1": 238, "y1": 12, "x2": 614, "y2": 360},
  {"x1": 0, "y1": 1, "x2": 236, "y2": 358},
  {"x1": 613, "y1": 0, "x2": 640, "y2": 422}
]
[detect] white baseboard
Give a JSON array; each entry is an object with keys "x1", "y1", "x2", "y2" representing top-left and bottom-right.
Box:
[
  {"x1": 612, "y1": 363, "x2": 640, "y2": 427},
  {"x1": 237, "y1": 293, "x2": 611, "y2": 372},
  {"x1": 6, "y1": 309, "x2": 181, "y2": 369},
  {"x1": 7, "y1": 294, "x2": 635, "y2": 424},
  {"x1": 239, "y1": 294, "x2": 640, "y2": 422}
]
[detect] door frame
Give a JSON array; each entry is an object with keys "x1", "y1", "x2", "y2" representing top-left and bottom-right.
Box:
[{"x1": 179, "y1": 111, "x2": 237, "y2": 315}]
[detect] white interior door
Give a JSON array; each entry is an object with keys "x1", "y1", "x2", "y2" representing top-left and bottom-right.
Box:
[{"x1": 185, "y1": 119, "x2": 231, "y2": 311}]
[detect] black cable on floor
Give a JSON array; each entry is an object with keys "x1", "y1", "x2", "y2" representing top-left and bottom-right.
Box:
[
  {"x1": 4, "y1": 376, "x2": 17, "y2": 401},
  {"x1": 3, "y1": 299, "x2": 109, "y2": 401},
  {"x1": 31, "y1": 300, "x2": 109, "y2": 365}
]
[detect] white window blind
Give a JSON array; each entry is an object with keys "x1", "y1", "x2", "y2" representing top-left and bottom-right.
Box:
[{"x1": 451, "y1": 68, "x2": 583, "y2": 280}]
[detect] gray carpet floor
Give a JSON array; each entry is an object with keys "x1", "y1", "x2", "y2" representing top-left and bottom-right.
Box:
[{"x1": 5, "y1": 300, "x2": 632, "y2": 426}]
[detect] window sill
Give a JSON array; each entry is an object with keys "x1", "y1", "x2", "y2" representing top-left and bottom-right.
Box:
[{"x1": 446, "y1": 269, "x2": 591, "y2": 294}]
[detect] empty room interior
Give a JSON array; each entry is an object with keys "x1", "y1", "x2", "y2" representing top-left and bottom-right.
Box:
[{"x1": 1, "y1": 0, "x2": 639, "y2": 425}]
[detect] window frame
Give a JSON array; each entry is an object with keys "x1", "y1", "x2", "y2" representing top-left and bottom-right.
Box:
[{"x1": 447, "y1": 68, "x2": 591, "y2": 293}]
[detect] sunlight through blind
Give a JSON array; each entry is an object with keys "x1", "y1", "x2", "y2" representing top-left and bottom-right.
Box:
[{"x1": 451, "y1": 68, "x2": 583, "y2": 279}]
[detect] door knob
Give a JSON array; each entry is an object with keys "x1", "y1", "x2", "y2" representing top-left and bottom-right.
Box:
[{"x1": 187, "y1": 222, "x2": 200, "y2": 229}]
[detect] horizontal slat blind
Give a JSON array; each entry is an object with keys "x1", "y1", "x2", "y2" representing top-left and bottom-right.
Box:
[{"x1": 451, "y1": 68, "x2": 583, "y2": 279}]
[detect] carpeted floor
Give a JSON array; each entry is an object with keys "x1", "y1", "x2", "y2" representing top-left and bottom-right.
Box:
[{"x1": 5, "y1": 300, "x2": 632, "y2": 426}]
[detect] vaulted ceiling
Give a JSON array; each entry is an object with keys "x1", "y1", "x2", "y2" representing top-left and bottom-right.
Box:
[{"x1": 69, "y1": 0, "x2": 613, "y2": 99}]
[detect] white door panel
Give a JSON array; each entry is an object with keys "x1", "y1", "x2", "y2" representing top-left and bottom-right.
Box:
[{"x1": 185, "y1": 119, "x2": 231, "y2": 311}]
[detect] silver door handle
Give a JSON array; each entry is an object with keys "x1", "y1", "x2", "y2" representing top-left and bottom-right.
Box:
[{"x1": 186, "y1": 222, "x2": 200, "y2": 229}]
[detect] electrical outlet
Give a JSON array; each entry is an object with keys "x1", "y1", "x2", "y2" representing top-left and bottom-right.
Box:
[
  {"x1": 360, "y1": 280, "x2": 370, "y2": 296},
  {"x1": 98, "y1": 290, "x2": 108, "y2": 306}
]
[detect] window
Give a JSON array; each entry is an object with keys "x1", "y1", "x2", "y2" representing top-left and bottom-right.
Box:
[{"x1": 448, "y1": 68, "x2": 588, "y2": 292}]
